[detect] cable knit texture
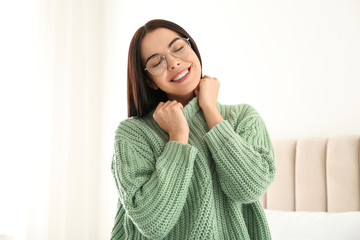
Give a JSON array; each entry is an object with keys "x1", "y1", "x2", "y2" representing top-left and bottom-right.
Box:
[{"x1": 110, "y1": 96, "x2": 276, "y2": 240}]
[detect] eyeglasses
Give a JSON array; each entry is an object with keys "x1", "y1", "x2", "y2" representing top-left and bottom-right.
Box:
[{"x1": 144, "y1": 38, "x2": 191, "y2": 75}]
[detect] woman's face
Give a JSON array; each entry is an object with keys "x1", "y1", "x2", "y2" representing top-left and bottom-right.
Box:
[{"x1": 140, "y1": 27, "x2": 202, "y2": 100}]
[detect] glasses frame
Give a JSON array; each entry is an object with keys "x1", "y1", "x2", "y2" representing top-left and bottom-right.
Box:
[{"x1": 144, "y1": 38, "x2": 191, "y2": 76}]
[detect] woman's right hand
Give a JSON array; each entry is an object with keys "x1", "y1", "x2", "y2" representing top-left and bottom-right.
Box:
[{"x1": 153, "y1": 100, "x2": 189, "y2": 144}]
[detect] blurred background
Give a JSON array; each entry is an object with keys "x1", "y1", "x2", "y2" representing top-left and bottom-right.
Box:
[{"x1": 0, "y1": 0, "x2": 359, "y2": 239}]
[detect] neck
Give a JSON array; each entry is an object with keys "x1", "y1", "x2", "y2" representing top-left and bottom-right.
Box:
[{"x1": 167, "y1": 92, "x2": 196, "y2": 107}]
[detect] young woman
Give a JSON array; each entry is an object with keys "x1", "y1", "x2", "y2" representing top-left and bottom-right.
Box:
[{"x1": 111, "y1": 19, "x2": 276, "y2": 240}]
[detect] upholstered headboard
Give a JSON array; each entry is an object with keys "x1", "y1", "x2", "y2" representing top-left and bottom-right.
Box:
[{"x1": 260, "y1": 135, "x2": 360, "y2": 212}]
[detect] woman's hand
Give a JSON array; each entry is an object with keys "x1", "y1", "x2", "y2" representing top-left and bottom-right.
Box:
[
  {"x1": 194, "y1": 75, "x2": 224, "y2": 130},
  {"x1": 153, "y1": 100, "x2": 189, "y2": 144},
  {"x1": 194, "y1": 75, "x2": 220, "y2": 112}
]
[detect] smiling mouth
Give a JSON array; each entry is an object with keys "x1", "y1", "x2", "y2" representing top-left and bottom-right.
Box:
[{"x1": 171, "y1": 66, "x2": 191, "y2": 82}]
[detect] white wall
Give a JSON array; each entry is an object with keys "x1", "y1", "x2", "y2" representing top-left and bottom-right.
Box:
[
  {"x1": 100, "y1": 0, "x2": 360, "y2": 238},
  {"x1": 0, "y1": 1, "x2": 42, "y2": 239}
]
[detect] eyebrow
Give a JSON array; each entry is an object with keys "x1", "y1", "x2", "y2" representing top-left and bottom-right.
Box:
[{"x1": 145, "y1": 37, "x2": 180, "y2": 65}]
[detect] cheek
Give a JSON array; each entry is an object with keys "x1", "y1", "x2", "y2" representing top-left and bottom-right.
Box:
[
  {"x1": 152, "y1": 76, "x2": 167, "y2": 86},
  {"x1": 192, "y1": 56, "x2": 202, "y2": 76},
  {"x1": 190, "y1": 53, "x2": 201, "y2": 70}
]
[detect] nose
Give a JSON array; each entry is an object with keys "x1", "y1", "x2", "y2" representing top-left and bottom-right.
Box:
[{"x1": 164, "y1": 52, "x2": 181, "y2": 71}]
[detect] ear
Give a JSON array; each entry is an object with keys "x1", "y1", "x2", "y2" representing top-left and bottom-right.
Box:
[{"x1": 145, "y1": 76, "x2": 159, "y2": 90}]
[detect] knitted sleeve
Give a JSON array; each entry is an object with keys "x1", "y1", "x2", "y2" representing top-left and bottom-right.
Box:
[
  {"x1": 111, "y1": 121, "x2": 198, "y2": 239},
  {"x1": 204, "y1": 104, "x2": 276, "y2": 203}
]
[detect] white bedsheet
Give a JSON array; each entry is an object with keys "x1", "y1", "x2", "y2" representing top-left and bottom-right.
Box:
[{"x1": 264, "y1": 209, "x2": 360, "y2": 240}]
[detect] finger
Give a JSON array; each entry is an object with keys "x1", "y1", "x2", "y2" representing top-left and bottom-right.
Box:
[
  {"x1": 175, "y1": 102, "x2": 184, "y2": 109},
  {"x1": 154, "y1": 102, "x2": 164, "y2": 116},
  {"x1": 194, "y1": 89, "x2": 199, "y2": 96},
  {"x1": 166, "y1": 100, "x2": 182, "y2": 108},
  {"x1": 171, "y1": 101, "x2": 184, "y2": 111},
  {"x1": 194, "y1": 84, "x2": 200, "y2": 95},
  {"x1": 166, "y1": 100, "x2": 179, "y2": 108},
  {"x1": 161, "y1": 100, "x2": 177, "y2": 111},
  {"x1": 161, "y1": 100, "x2": 173, "y2": 108},
  {"x1": 155, "y1": 101, "x2": 164, "y2": 110}
]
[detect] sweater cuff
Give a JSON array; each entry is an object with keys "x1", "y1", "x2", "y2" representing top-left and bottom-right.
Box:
[
  {"x1": 156, "y1": 141, "x2": 198, "y2": 170},
  {"x1": 204, "y1": 120, "x2": 236, "y2": 154}
]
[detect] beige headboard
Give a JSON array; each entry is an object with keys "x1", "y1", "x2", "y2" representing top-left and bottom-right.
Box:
[{"x1": 260, "y1": 135, "x2": 360, "y2": 212}]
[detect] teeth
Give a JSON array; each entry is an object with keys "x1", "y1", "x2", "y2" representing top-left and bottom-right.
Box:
[{"x1": 173, "y1": 69, "x2": 189, "y2": 81}]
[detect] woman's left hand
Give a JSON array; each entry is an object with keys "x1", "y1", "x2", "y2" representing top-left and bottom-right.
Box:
[{"x1": 194, "y1": 75, "x2": 220, "y2": 111}]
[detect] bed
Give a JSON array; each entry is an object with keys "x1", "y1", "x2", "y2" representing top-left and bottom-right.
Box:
[{"x1": 260, "y1": 135, "x2": 360, "y2": 240}]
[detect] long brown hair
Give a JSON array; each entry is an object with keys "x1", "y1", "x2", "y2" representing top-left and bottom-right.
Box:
[{"x1": 127, "y1": 19, "x2": 203, "y2": 118}]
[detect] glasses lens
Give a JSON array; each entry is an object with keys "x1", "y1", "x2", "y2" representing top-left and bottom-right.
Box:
[
  {"x1": 171, "y1": 39, "x2": 190, "y2": 58},
  {"x1": 146, "y1": 55, "x2": 165, "y2": 75}
]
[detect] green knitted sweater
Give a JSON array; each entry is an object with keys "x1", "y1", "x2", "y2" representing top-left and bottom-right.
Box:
[{"x1": 110, "y1": 96, "x2": 276, "y2": 240}]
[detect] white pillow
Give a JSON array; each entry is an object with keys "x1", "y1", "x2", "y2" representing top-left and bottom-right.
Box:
[{"x1": 264, "y1": 209, "x2": 360, "y2": 240}]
